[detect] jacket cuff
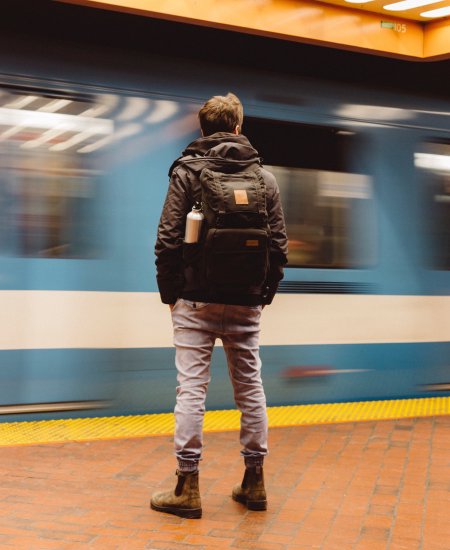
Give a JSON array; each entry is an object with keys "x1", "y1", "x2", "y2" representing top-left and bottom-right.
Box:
[{"x1": 157, "y1": 281, "x2": 180, "y2": 305}]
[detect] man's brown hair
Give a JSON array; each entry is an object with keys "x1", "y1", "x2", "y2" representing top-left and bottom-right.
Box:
[{"x1": 198, "y1": 93, "x2": 244, "y2": 137}]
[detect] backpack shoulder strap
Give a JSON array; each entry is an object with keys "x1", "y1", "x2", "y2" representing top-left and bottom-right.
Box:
[
  {"x1": 200, "y1": 167, "x2": 227, "y2": 216},
  {"x1": 253, "y1": 167, "x2": 267, "y2": 216}
]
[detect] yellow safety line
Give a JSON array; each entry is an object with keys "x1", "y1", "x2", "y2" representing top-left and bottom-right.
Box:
[{"x1": 0, "y1": 397, "x2": 449, "y2": 447}]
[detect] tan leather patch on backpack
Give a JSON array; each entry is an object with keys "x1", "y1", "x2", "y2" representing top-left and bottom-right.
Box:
[{"x1": 234, "y1": 189, "x2": 249, "y2": 205}]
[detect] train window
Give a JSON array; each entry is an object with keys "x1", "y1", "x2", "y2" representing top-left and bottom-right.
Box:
[
  {"x1": 416, "y1": 141, "x2": 450, "y2": 270},
  {"x1": 0, "y1": 87, "x2": 105, "y2": 258},
  {"x1": 244, "y1": 118, "x2": 376, "y2": 268},
  {"x1": 0, "y1": 85, "x2": 188, "y2": 259}
]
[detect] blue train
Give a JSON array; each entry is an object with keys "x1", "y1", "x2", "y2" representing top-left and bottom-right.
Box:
[{"x1": 0, "y1": 5, "x2": 449, "y2": 422}]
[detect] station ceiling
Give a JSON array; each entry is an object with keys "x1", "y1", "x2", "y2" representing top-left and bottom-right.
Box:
[{"x1": 57, "y1": 0, "x2": 450, "y2": 60}]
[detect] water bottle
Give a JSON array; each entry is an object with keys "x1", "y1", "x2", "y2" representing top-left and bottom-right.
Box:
[{"x1": 184, "y1": 202, "x2": 204, "y2": 243}]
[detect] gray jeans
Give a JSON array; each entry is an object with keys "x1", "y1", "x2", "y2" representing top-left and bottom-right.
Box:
[{"x1": 171, "y1": 299, "x2": 268, "y2": 470}]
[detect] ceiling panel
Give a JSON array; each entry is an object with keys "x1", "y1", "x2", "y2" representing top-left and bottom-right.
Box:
[{"x1": 318, "y1": 0, "x2": 450, "y2": 22}]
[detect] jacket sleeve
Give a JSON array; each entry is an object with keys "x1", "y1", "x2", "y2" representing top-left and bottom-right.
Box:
[
  {"x1": 154, "y1": 169, "x2": 190, "y2": 304},
  {"x1": 263, "y1": 172, "x2": 289, "y2": 305}
]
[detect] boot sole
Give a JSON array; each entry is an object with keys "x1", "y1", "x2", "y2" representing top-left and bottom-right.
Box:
[
  {"x1": 232, "y1": 494, "x2": 267, "y2": 511},
  {"x1": 150, "y1": 501, "x2": 202, "y2": 519}
]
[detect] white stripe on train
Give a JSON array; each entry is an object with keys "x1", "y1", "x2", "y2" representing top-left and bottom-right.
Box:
[{"x1": 1, "y1": 291, "x2": 449, "y2": 350}]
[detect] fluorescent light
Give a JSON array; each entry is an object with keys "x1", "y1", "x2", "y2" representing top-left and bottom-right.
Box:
[
  {"x1": 49, "y1": 130, "x2": 97, "y2": 152},
  {"x1": 81, "y1": 94, "x2": 119, "y2": 117},
  {"x1": 77, "y1": 123, "x2": 141, "y2": 153},
  {"x1": 21, "y1": 128, "x2": 69, "y2": 149},
  {"x1": 0, "y1": 99, "x2": 73, "y2": 142},
  {"x1": 0, "y1": 126, "x2": 23, "y2": 140},
  {"x1": 116, "y1": 97, "x2": 150, "y2": 121},
  {"x1": 420, "y1": 5, "x2": 450, "y2": 16},
  {"x1": 384, "y1": 0, "x2": 444, "y2": 11},
  {"x1": 415, "y1": 153, "x2": 450, "y2": 172},
  {"x1": 335, "y1": 104, "x2": 414, "y2": 121},
  {"x1": 0, "y1": 108, "x2": 113, "y2": 133},
  {"x1": 3, "y1": 95, "x2": 39, "y2": 109},
  {"x1": 38, "y1": 99, "x2": 72, "y2": 113},
  {"x1": 145, "y1": 100, "x2": 178, "y2": 124}
]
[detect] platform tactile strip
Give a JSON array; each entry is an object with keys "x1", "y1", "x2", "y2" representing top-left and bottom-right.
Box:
[{"x1": 0, "y1": 397, "x2": 449, "y2": 447}]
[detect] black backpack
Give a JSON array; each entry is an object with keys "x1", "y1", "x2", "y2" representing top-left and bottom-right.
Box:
[{"x1": 198, "y1": 166, "x2": 270, "y2": 294}]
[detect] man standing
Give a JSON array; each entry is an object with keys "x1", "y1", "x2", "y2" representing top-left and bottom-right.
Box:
[{"x1": 152, "y1": 93, "x2": 288, "y2": 518}]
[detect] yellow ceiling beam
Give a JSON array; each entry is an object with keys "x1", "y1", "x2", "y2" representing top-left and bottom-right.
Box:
[{"x1": 57, "y1": 0, "x2": 449, "y2": 60}]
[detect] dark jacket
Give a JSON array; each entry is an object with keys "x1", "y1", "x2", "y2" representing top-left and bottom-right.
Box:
[{"x1": 155, "y1": 132, "x2": 288, "y2": 306}]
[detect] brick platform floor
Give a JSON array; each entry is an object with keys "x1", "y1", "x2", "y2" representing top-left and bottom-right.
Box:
[{"x1": 0, "y1": 416, "x2": 449, "y2": 549}]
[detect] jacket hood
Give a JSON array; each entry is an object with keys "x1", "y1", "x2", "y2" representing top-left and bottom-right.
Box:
[
  {"x1": 183, "y1": 132, "x2": 259, "y2": 162},
  {"x1": 169, "y1": 133, "x2": 260, "y2": 176}
]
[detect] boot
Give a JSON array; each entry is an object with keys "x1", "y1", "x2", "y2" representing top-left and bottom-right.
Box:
[
  {"x1": 150, "y1": 470, "x2": 202, "y2": 519},
  {"x1": 232, "y1": 465, "x2": 267, "y2": 511}
]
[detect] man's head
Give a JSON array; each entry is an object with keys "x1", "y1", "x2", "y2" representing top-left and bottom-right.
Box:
[{"x1": 198, "y1": 93, "x2": 244, "y2": 137}]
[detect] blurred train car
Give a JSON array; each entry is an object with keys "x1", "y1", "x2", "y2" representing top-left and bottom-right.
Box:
[{"x1": 0, "y1": 3, "x2": 449, "y2": 421}]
